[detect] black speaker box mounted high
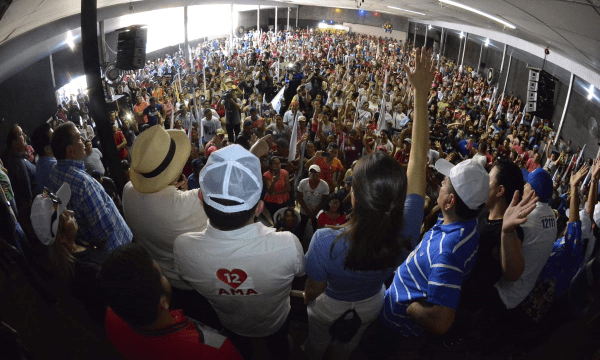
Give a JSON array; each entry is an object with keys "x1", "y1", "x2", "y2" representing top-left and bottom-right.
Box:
[
  {"x1": 116, "y1": 25, "x2": 147, "y2": 70},
  {"x1": 525, "y1": 69, "x2": 556, "y2": 121}
]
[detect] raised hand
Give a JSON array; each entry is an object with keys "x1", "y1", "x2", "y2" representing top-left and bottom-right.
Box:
[
  {"x1": 570, "y1": 164, "x2": 589, "y2": 188},
  {"x1": 402, "y1": 46, "x2": 436, "y2": 96},
  {"x1": 502, "y1": 190, "x2": 538, "y2": 233},
  {"x1": 592, "y1": 158, "x2": 600, "y2": 181}
]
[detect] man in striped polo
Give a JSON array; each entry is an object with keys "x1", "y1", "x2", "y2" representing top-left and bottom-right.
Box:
[{"x1": 381, "y1": 158, "x2": 489, "y2": 336}]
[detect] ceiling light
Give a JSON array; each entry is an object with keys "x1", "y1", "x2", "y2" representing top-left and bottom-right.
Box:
[
  {"x1": 428, "y1": 25, "x2": 432, "y2": 30},
  {"x1": 387, "y1": 6, "x2": 425, "y2": 16},
  {"x1": 66, "y1": 30, "x2": 75, "y2": 50},
  {"x1": 588, "y1": 85, "x2": 594, "y2": 100},
  {"x1": 484, "y1": 38, "x2": 490, "y2": 47},
  {"x1": 460, "y1": 31, "x2": 464, "y2": 38},
  {"x1": 439, "y1": 0, "x2": 516, "y2": 29}
]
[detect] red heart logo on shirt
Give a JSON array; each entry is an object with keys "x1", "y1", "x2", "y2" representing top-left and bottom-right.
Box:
[{"x1": 216, "y1": 269, "x2": 248, "y2": 289}]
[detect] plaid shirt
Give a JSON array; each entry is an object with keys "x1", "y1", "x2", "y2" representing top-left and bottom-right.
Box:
[{"x1": 50, "y1": 159, "x2": 132, "y2": 252}]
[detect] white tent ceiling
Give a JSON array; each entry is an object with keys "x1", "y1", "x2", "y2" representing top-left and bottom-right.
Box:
[{"x1": 0, "y1": 0, "x2": 599, "y2": 85}]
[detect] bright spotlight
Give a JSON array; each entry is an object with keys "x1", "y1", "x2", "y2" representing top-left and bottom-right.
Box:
[{"x1": 66, "y1": 30, "x2": 75, "y2": 50}]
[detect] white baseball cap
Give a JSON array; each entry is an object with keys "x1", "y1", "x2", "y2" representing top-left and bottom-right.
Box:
[
  {"x1": 309, "y1": 164, "x2": 321, "y2": 173},
  {"x1": 30, "y1": 183, "x2": 71, "y2": 245},
  {"x1": 435, "y1": 158, "x2": 490, "y2": 210},
  {"x1": 199, "y1": 145, "x2": 262, "y2": 214}
]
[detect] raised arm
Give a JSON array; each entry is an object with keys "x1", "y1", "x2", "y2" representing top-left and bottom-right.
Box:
[
  {"x1": 405, "y1": 46, "x2": 436, "y2": 197},
  {"x1": 587, "y1": 159, "x2": 600, "y2": 220},
  {"x1": 570, "y1": 165, "x2": 590, "y2": 223}
]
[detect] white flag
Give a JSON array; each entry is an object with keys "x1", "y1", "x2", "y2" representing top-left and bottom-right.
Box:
[
  {"x1": 271, "y1": 87, "x2": 285, "y2": 115},
  {"x1": 288, "y1": 111, "x2": 301, "y2": 162},
  {"x1": 377, "y1": 70, "x2": 389, "y2": 132}
]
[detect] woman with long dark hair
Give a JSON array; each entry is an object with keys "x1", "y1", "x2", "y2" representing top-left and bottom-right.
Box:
[{"x1": 302, "y1": 47, "x2": 435, "y2": 359}]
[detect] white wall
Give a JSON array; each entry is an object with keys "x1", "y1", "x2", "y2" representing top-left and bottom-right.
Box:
[{"x1": 343, "y1": 23, "x2": 407, "y2": 42}]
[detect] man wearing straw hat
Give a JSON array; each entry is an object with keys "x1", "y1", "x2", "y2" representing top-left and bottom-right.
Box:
[{"x1": 122, "y1": 125, "x2": 214, "y2": 326}]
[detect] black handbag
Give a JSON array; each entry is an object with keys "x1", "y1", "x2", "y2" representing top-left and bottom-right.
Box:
[{"x1": 329, "y1": 308, "x2": 362, "y2": 343}]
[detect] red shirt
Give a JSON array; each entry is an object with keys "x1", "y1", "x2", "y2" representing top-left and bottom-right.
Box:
[
  {"x1": 105, "y1": 308, "x2": 242, "y2": 360},
  {"x1": 114, "y1": 131, "x2": 128, "y2": 160},
  {"x1": 395, "y1": 148, "x2": 410, "y2": 165},
  {"x1": 315, "y1": 157, "x2": 343, "y2": 191},
  {"x1": 318, "y1": 212, "x2": 347, "y2": 228}
]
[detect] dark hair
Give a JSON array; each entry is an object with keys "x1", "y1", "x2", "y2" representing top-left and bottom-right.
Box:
[
  {"x1": 337, "y1": 152, "x2": 407, "y2": 271},
  {"x1": 202, "y1": 198, "x2": 259, "y2": 231},
  {"x1": 324, "y1": 193, "x2": 344, "y2": 214},
  {"x1": 447, "y1": 181, "x2": 482, "y2": 220},
  {"x1": 493, "y1": 159, "x2": 524, "y2": 205},
  {"x1": 30, "y1": 123, "x2": 52, "y2": 156},
  {"x1": 276, "y1": 138, "x2": 289, "y2": 150},
  {"x1": 556, "y1": 215, "x2": 569, "y2": 239},
  {"x1": 479, "y1": 142, "x2": 488, "y2": 153},
  {"x1": 97, "y1": 244, "x2": 165, "y2": 327},
  {"x1": 4, "y1": 124, "x2": 22, "y2": 155},
  {"x1": 51, "y1": 122, "x2": 77, "y2": 160}
]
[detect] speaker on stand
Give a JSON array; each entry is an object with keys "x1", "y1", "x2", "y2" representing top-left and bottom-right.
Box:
[{"x1": 116, "y1": 25, "x2": 147, "y2": 70}]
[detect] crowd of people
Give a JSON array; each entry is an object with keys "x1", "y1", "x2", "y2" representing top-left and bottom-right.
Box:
[{"x1": 1, "y1": 26, "x2": 600, "y2": 360}]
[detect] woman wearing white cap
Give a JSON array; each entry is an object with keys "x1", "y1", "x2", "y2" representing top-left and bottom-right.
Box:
[{"x1": 30, "y1": 183, "x2": 106, "y2": 322}]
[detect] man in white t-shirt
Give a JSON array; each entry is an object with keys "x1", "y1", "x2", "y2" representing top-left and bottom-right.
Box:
[
  {"x1": 174, "y1": 145, "x2": 305, "y2": 359},
  {"x1": 297, "y1": 164, "x2": 329, "y2": 242},
  {"x1": 201, "y1": 108, "x2": 222, "y2": 143},
  {"x1": 495, "y1": 167, "x2": 557, "y2": 309}
]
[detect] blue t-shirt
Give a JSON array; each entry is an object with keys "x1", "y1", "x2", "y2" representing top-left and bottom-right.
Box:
[
  {"x1": 381, "y1": 215, "x2": 480, "y2": 336},
  {"x1": 143, "y1": 104, "x2": 163, "y2": 126},
  {"x1": 304, "y1": 194, "x2": 425, "y2": 302},
  {"x1": 187, "y1": 173, "x2": 200, "y2": 190}
]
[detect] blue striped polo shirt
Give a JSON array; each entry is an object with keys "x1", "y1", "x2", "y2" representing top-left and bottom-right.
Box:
[{"x1": 381, "y1": 215, "x2": 480, "y2": 336}]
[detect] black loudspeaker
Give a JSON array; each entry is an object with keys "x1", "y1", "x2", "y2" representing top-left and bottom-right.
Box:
[
  {"x1": 116, "y1": 26, "x2": 147, "y2": 70},
  {"x1": 525, "y1": 69, "x2": 555, "y2": 120}
]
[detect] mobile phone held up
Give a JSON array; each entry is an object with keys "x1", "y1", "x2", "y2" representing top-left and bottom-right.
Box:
[
  {"x1": 322, "y1": 152, "x2": 330, "y2": 158},
  {"x1": 273, "y1": 168, "x2": 280, "y2": 177}
]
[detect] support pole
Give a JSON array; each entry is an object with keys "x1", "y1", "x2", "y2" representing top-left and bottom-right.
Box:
[
  {"x1": 99, "y1": 20, "x2": 106, "y2": 64},
  {"x1": 457, "y1": 36, "x2": 463, "y2": 64},
  {"x1": 443, "y1": 31, "x2": 448, "y2": 56},
  {"x1": 501, "y1": 55, "x2": 512, "y2": 96},
  {"x1": 230, "y1": 4, "x2": 234, "y2": 45},
  {"x1": 287, "y1": 7, "x2": 290, "y2": 31},
  {"x1": 49, "y1": 54, "x2": 56, "y2": 89},
  {"x1": 554, "y1": 73, "x2": 574, "y2": 145},
  {"x1": 184, "y1": 7, "x2": 189, "y2": 65},
  {"x1": 296, "y1": 7, "x2": 298, "y2": 28},
  {"x1": 439, "y1": 28, "x2": 445, "y2": 56},
  {"x1": 499, "y1": 44, "x2": 507, "y2": 74},
  {"x1": 460, "y1": 33, "x2": 468, "y2": 67},
  {"x1": 424, "y1": 26, "x2": 428, "y2": 49},
  {"x1": 413, "y1": 24, "x2": 417, "y2": 46},
  {"x1": 275, "y1": 7, "x2": 278, "y2": 33},
  {"x1": 477, "y1": 40, "x2": 484, "y2": 74},
  {"x1": 257, "y1": 5, "x2": 260, "y2": 31},
  {"x1": 81, "y1": 0, "x2": 127, "y2": 193}
]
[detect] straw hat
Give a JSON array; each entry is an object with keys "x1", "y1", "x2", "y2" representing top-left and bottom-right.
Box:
[{"x1": 130, "y1": 126, "x2": 191, "y2": 193}]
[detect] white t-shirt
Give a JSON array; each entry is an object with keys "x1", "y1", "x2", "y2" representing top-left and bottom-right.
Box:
[
  {"x1": 174, "y1": 222, "x2": 305, "y2": 337},
  {"x1": 122, "y1": 183, "x2": 208, "y2": 290},
  {"x1": 297, "y1": 178, "x2": 329, "y2": 215},
  {"x1": 201, "y1": 118, "x2": 222, "y2": 142},
  {"x1": 495, "y1": 201, "x2": 557, "y2": 309},
  {"x1": 472, "y1": 153, "x2": 487, "y2": 168}
]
